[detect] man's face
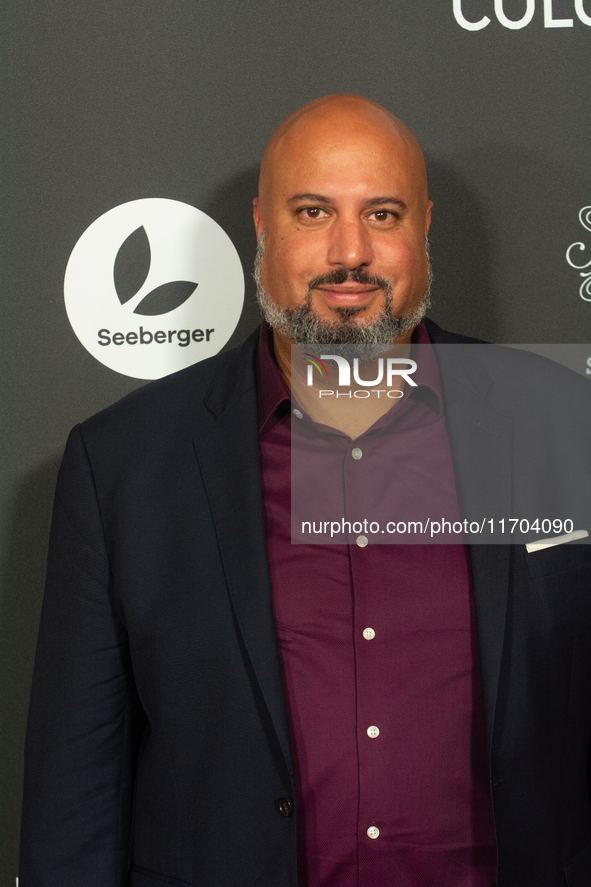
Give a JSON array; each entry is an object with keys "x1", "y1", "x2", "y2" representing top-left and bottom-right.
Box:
[{"x1": 253, "y1": 110, "x2": 433, "y2": 345}]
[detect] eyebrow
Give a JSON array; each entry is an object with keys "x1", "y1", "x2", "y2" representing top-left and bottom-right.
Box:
[
  {"x1": 287, "y1": 193, "x2": 407, "y2": 211},
  {"x1": 365, "y1": 196, "x2": 407, "y2": 211}
]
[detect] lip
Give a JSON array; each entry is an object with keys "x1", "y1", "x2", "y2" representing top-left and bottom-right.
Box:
[{"x1": 314, "y1": 285, "x2": 381, "y2": 307}]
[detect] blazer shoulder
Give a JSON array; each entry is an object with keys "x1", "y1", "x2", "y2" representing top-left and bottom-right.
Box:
[
  {"x1": 424, "y1": 317, "x2": 487, "y2": 345},
  {"x1": 425, "y1": 317, "x2": 590, "y2": 388}
]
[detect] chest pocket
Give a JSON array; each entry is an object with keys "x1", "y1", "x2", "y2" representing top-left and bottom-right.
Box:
[{"x1": 524, "y1": 542, "x2": 591, "y2": 580}]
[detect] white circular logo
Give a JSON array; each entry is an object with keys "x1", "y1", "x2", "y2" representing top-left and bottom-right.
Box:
[{"x1": 64, "y1": 198, "x2": 245, "y2": 379}]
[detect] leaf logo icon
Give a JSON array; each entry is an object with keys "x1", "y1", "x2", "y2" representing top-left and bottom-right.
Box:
[
  {"x1": 113, "y1": 224, "x2": 198, "y2": 315},
  {"x1": 114, "y1": 226, "x2": 151, "y2": 305},
  {"x1": 134, "y1": 281, "x2": 198, "y2": 315}
]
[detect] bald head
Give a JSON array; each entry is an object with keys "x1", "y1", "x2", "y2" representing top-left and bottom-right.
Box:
[
  {"x1": 252, "y1": 93, "x2": 433, "y2": 351},
  {"x1": 258, "y1": 94, "x2": 429, "y2": 214}
]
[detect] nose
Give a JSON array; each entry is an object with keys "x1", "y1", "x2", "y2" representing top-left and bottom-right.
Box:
[{"x1": 326, "y1": 216, "x2": 374, "y2": 270}]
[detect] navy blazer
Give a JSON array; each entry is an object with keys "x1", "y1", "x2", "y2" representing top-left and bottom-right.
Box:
[{"x1": 20, "y1": 320, "x2": 591, "y2": 887}]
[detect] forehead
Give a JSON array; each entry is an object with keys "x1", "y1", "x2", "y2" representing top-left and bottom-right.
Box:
[{"x1": 265, "y1": 115, "x2": 424, "y2": 206}]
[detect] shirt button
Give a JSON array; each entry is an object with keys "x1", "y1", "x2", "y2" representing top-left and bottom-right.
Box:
[
  {"x1": 351, "y1": 447, "x2": 363, "y2": 460},
  {"x1": 363, "y1": 627, "x2": 375, "y2": 640},
  {"x1": 356, "y1": 535, "x2": 368, "y2": 548},
  {"x1": 367, "y1": 826, "x2": 380, "y2": 839},
  {"x1": 275, "y1": 796, "x2": 294, "y2": 817},
  {"x1": 292, "y1": 409, "x2": 303, "y2": 419},
  {"x1": 367, "y1": 725, "x2": 380, "y2": 738}
]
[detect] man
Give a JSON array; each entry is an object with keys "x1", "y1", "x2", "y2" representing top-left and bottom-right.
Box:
[{"x1": 20, "y1": 95, "x2": 591, "y2": 886}]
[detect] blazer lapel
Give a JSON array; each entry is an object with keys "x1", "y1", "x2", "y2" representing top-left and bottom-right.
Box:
[
  {"x1": 192, "y1": 334, "x2": 294, "y2": 784},
  {"x1": 430, "y1": 331, "x2": 512, "y2": 757}
]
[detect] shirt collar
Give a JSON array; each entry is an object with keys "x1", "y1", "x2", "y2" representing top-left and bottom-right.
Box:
[
  {"x1": 256, "y1": 322, "x2": 291, "y2": 434},
  {"x1": 409, "y1": 319, "x2": 444, "y2": 417},
  {"x1": 255, "y1": 319, "x2": 443, "y2": 435}
]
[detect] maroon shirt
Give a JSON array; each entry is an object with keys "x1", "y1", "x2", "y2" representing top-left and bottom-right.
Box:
[{"x1": 256, "y1": 322, "x2": 497, "y2": 887}]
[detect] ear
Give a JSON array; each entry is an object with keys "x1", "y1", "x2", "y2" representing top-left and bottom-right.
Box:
[
  {"x1": 253, "y1": 197, "x2": 265, "y2": 241},
  {"x1": 424, "y1": 200, "x2": 433, "y2": 236}
]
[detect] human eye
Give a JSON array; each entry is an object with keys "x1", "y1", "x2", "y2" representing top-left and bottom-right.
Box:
[
  {"x1": 367, "y1": 209, "x2": 397, "y2": 223},
  {"x1": 298, "y1": 206, "x2": 330, "y2": 221}
]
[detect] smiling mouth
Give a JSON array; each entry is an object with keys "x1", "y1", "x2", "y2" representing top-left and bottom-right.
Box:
[
  {"x1": 309, "y1": 269, "x2": 389, "y2": 304},
  {"x1": 315, "y1": 284, "x2": 380, "y2": 306},
  {"x1": 308, "y1": 269, "x2": 390, "y2": 315},
  {"x1": 312, "y1": 284, "x2": 389, "y2": 319}
]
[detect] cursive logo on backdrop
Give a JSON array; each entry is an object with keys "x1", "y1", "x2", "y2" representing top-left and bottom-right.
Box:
[{"x1": 566, "y1": 206, "x2": 591, "y2": 302}]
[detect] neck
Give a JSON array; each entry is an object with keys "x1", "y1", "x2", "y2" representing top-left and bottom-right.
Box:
[{"x1": 272, "y1": 327, "x2": 415, "y2": 440}]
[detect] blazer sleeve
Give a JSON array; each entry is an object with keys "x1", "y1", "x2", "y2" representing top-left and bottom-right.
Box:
[{"x1": 19, "y1": 424, "x2": 144, "y2": 887}]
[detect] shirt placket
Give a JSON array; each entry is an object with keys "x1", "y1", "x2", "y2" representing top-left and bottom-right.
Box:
[{"x1": 342, "y1": 433, "x2": 390, "y2": 882}]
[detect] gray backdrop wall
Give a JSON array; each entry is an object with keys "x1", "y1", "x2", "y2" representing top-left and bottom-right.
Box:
[{"x1": 2, "y1": 1, "x2": 590, "y2": 882}]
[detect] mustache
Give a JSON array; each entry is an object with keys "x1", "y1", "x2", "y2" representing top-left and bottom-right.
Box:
[{"x1": 307, "y1": 268, "x2": 391, "y2": 289}]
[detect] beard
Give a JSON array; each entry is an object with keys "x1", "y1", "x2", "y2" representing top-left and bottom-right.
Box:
[{"x1": 253, "y1": 230, "x2": 432, "y2": 357}]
